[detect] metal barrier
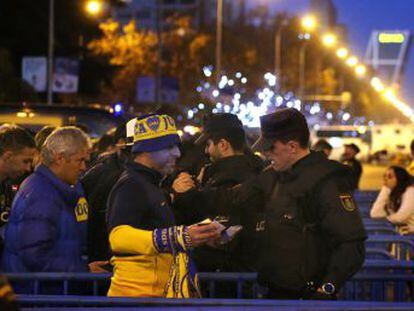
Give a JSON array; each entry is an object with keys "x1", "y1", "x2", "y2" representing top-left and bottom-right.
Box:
[
  {"x1": 363, "y1": 219, "x2": 394, "y2": 228},
  {"x1": 6, "y1": 260, "x2": 414, "y2": 301},
  {"x1": 366, "y1": 248, "x2": 394, "y2": 260},
  {"x1": 16, "y1": 295, "x2": 414, "y2": 310},
  {"x1": 365, "y1": 227, "x2": 398, "y2": 235},
  {"x1": 354, "y1": 191, "x2": 378, "y2": 205},
  {"x1": 366, "y1": 235, "x2": 414, "y2": 260}
]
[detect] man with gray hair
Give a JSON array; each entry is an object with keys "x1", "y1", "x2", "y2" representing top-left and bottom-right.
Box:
[{"x1": 2, "y1": 126, "x2": 103, "y2": 281}]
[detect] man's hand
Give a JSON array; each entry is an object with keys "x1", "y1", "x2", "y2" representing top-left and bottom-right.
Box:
[
  {"x1": 187, "y1": 222, "x2": 222, "y2": 247},
  {"x1": 172, "y1": 172, "x2": 195, "y2": 193},
  {"x1": 89, "y1": 261, "x2": 110, "y2": 273}
]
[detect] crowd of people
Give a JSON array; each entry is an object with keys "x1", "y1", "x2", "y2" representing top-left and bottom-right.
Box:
[{"x1": 0, "y1": 107, "x2": 412, "y2": 304}]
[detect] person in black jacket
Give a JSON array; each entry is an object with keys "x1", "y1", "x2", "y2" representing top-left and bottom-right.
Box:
[
  {"x1": 0, "y1": 126, "x2": 36, "y2": 256},
  {"x1": 81, "y1": 123, "x2": 131, "y2": 265},
  {"x1": 341, "y1": 143, "x2": 363, "y2": 191},
  {"x1": 173, "y1": 108, "x2": 366, "y2": 300},
  {"x1": 174, "y1": 114, "x2": 265, "y2": 274}
]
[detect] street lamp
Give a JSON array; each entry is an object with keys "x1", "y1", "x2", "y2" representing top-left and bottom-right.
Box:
[
  {"x1": 216, "y1": 0, "x2": 223, "y2": 84},
  {"x1": 322, "y1": 33, "x2": 337, "y2": 48},
  {"x1": 336, "y1": 47, "x2": 348, "y2": 59},
  {"x1": 355, "y1": 64, "x2": 366, "y2": 77},
  {"x1": 371, "y1": 77, "x2": 385, "y2": 92},
  {"x1": 47, "y1": 0, "x2": 105, "y2": 105},
  {"x1": 298, "y1": 15, "x2": 317, "y2": 97},
  {"x1": 298, "y1": 38, "x2": 309, "y2": 98},
  {"x1": 301, "y1": 15, "x2": 317, "y2": 32},
  {"x1": 85, "y1": 0, "x2": 104, "y2": 16},
  {"x1": 274, "y1": 17, "x2": 289, "y2": 89},
  {"x1": 346, "y1": 56, "x2": 358, "y2": 67}
]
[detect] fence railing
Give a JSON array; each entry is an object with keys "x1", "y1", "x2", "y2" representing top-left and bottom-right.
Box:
[
  {"x1": 16, "y1": 295, "x2": 414, "y2": 310},
  {"x1": 6, "y1": 259, "x2": 414, "y2": 302}
]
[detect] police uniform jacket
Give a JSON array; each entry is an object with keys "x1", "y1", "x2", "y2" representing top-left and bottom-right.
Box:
[
  {"x1": 2, "y1": 165, "x2": 88, "y2": 273},
  {"x1": 175, "y1": 151, "x2": 367, "y2": 293},
  {"x1": 106, "y1": 161, "x2": 176, "y2": 297},
  {"x1": 258, "y1": 151, "x2": 366, "y2": 292}
]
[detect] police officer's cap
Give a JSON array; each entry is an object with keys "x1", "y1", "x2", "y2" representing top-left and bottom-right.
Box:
[
  {"x1": 195, "y1": 113, "x2": 245, "y2": 145},
  {"x1": 253, "y1": 108, "x2": 309, "y2": 151}
]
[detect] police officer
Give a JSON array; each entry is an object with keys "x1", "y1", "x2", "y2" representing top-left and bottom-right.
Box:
[
  {"x1": 174, "y1": 113, "x2": 264, "y2": 274},
  {"x1": 173, "y1": 108, "x2": 367, "y2": 300}
]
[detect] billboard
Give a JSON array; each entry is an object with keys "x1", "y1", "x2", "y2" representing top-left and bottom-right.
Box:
[
  {"x1": 53, "y1": 58, "x2": 79, "y2": 93},
  {"x1": 22, "y1": 57, "x2": 47, "y2": 92},
  {"x1": 136, "y1": 76, "x2": 179, "y2": 104}
]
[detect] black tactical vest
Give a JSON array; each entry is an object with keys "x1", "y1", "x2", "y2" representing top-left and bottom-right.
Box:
[{"x1": 258, "y1": 155, "x2": 349, "y2": 291}]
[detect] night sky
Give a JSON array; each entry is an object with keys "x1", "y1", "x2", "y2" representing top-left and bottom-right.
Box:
[{"x1": 249, "y1": 0, "x2": 414, "y2": 106}]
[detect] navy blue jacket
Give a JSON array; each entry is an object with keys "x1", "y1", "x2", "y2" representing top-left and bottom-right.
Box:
[{"x1": 2, "y1": 165, "x2": 88, "y2": 273}]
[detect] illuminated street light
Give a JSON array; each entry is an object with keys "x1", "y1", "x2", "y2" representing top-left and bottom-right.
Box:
[
  {"x1": 85, "y1": 0, "x2": 104, "y2": 15},
  {"x1": 355, "y1": 65, "x2": 366, "y2": 77},
  {"x1": 301, "y1": 15, "x2": 317, "y2": 31},
  {"x1": 370, "y1": 77, "x2": 385, "y2": 92},
  {"x1": 322, "y1": 33, "x2": 337, "y2": 47},
  {"x1": 346, "y1": 56, "x2": 358, "y2": 67},
  {"x1": 336, "y1": 47, "x2": 348, "y2": 59},
  {"x1": 382, "y1": 88, "x2": 397, "y2": 102}
]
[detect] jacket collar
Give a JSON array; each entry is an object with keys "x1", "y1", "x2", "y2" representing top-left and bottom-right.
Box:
[
  {"x1": 125, "y1": 160, "x2": 163, "y2": 185},
  {"x1": 278, "y1": 151, "x2": 324, "y2": 181},
  {"x1": 35, "y1": 164, "x2": 84, "y2": 205}
]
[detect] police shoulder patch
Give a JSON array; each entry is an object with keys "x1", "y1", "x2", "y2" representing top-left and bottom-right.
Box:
[{"x1": 339, "y1": 194, "x2": 356, "y2": 212}]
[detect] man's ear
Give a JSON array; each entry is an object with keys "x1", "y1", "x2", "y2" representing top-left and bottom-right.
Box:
[
  {"x1": 53, "y1": 152, "x2": 64, "y2": 166},
  {"x1": 218, "y1": 138, "x2": 230, "y2": 152},
  {"x1": 287, "y1": 140, "x2": 300, "y2": 152},
  {"x1": 1, "y1": 150, "x2": 14, "y2": 162}
]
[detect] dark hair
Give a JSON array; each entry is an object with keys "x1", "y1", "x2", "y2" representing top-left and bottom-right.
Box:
[
  {"x1": 113, "y1": 123, "x2": 126, "y2": 145},
  {"x1": 34, "y1": 126, "x2": 56, "y2": 150},
  {"x1": 209, "y1": 130, "x2": 246, "y2": 152},
  {"x1": 275, "y1": 130, "x2": 310, "y2": 148},
  {"x1": 0, "y1": 126, "x2": 35, "y2": 156},
  {"x1": 410, "y1": 139, "x2": 414, "y2": 155},
  {"x1": 95, "y1": 134, "x2": 114, "y2": 155},
  {"x1": 312, "y1": 139, "x2": 333, "y2": 152},
  {"x1": 388, "y1": 166, "x2": 413, "y2": 212}
]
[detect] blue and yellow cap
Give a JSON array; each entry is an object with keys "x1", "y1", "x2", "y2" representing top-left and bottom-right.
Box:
[{"x1": 131, "y1": 114, "x2": 181, "y2": 153}]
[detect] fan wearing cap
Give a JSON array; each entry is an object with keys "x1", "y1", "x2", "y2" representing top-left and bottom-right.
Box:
[
  {"x1": 173, "y1": 108, "x2": 366, "y2": 300},
  {"x1": 174, "y1": 113, "x2": 264, "y2": 274},
  {"x1": 340, "y1": 143, "x2": 363, "y2": 191},
  {"x1": 106, "y1": 114, "x2": 221, "y2": 298}
]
